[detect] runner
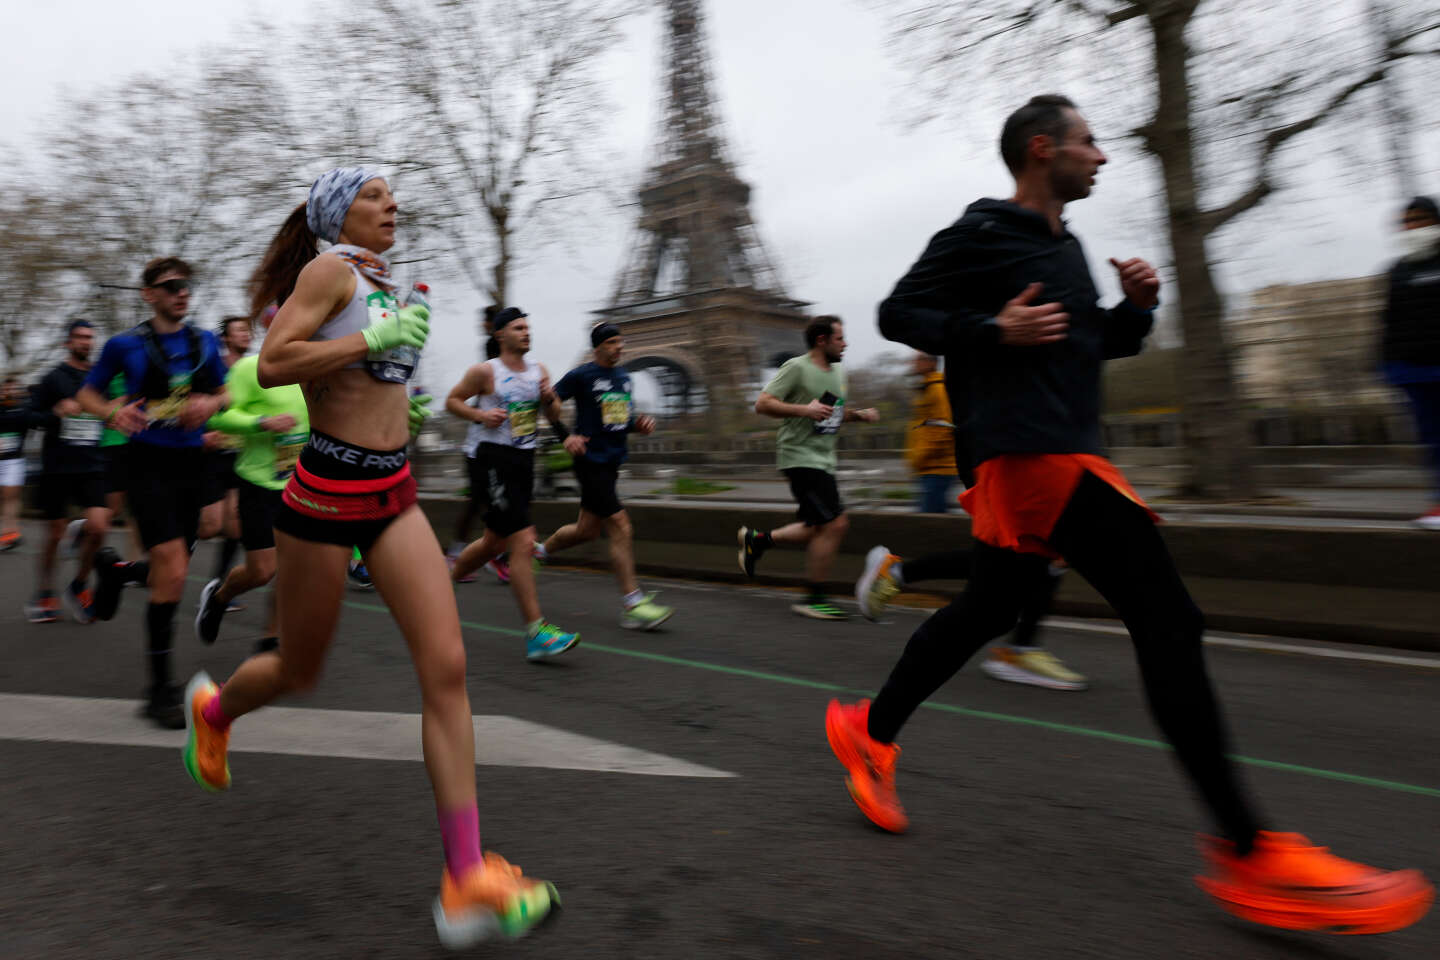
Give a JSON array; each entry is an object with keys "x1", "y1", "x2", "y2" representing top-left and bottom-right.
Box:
[
  {"x1": 193, "y1": 320, "x2": 309, "y2": 652},
  {"x1": 855, "y1": 547, "x2": 1083, "y2": 690},
  {"x1": 737, "y1": 316, "x2": 879, "y2": 619},
  {"x1": 446, "y1": 310, "x2": 507, "y2": 586},
  {"x1": 0, "y1": 377, "x2": 28, "y2": 551},
  {"x1": 174, "y1": 168, "x2": 555, "y2": 946},
  {"x1": 77, "y1": 261, "x2": 230, "y2": 728},
  {"x1": 533, "y1": 322, "x2": 673, "y2": 631},
  {"x1": 198, "y1": 315, "x2": 252, "y2": 585},
  {"x1": 448, "y1": 307, "x2": 581, "y2": 659},
  {"x1": 27, "y1": 320, "x2": 108, "y2": 624},
  {"x1": 825, "y1": 94, "x2": 1432, "y2": 933}
]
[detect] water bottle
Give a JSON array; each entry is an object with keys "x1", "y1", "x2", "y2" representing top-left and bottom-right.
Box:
[{"x1": 366, "y1": 282, "x2": 427, "y2": 384}]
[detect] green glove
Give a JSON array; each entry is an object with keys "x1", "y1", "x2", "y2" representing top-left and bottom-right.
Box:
[
  {"x1": 408, "y1": 393, "x2": 433, "y2": 439},
  {"x1": 362, "y1": 304, "x2": 430, "y2": 354}
]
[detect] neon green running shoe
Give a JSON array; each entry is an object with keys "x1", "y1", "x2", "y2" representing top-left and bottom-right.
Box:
[
  {"x1": 433, "y1": 851, "x2": 559, "y2": 948},
  {"x1": 621, "y1": 599, "x2": 674, "y2": 631},
  {"x1": 791, "y1": 598, "x2": 848, "y2": 621}
]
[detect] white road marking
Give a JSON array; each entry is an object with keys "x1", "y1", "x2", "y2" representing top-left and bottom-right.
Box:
[{"x1": 0, "y1": 694, "x2": 736, "y2": 778}]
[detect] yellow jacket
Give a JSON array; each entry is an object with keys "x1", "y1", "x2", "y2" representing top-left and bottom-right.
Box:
[{"x1": 906, "y1": 372, "x2": 958, "y2": 476}]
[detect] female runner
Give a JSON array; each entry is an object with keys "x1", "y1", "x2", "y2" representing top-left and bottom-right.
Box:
[{"x1": 180, "y1": 167, "x2": 556, "y2": 948}]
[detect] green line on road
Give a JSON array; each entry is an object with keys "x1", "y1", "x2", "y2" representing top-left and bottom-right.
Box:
[{"x1": 342, "y1": 600, "x2": 1436, "y2": 801}]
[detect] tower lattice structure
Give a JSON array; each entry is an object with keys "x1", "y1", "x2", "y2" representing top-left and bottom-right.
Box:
[{"x1": 597, "y1": 0, "x2": 809, "y2": 419}]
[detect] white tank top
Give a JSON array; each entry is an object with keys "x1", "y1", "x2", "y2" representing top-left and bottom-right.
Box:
[
  {"x1": 474, "y1": 357, "x2": 542, "y2": 450},
  {"x1": 463, "y1": 398, "x2": 484, "y2": 457},
  {"x1": 311, "y1": 263, "x2": 415, "y2": 383}
]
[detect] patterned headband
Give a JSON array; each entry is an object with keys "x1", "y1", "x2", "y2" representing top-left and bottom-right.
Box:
[{"x1": 306, "y1": 167, "x2": 385, "y2": 243}]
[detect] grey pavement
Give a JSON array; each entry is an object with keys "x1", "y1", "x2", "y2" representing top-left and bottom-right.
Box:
[{"x1": 2, "y1": 526, "x2": 1438, "y2": 959}]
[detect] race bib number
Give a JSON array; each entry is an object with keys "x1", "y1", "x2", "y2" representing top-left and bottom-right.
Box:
[
  {"x1": 146, "y1": 374, "x2": 192, "y2": 427},
  {"x1": 508, "y1": 400, "x2": 538, "y2": 445},
  {"x1": 814, "y1": 398, "x2": 845, "y2": 435},
  {"x1": 0, "y1": 433, "x2": 19, "y2": 455},
  {"x1": 274, "y1": 431, "x2": 308, "y2": 481},
  {"x1": 60, "y1": 415, "x2": 103, "y2": 445},
  {"x1": 600, "y1": 391, "x2": 631, "y2": 430}
]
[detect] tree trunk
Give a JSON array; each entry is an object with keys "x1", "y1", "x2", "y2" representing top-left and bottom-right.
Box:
[{"x1": 1145, "y1": 4, "x2": 1258, "y2": 498}]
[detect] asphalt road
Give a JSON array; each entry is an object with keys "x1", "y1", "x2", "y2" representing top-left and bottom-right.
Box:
[{"x1": 2, "y1": 529, "x2": 1437, "y2": 959}]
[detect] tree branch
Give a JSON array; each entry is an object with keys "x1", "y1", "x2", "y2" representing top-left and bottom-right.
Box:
[{"x1": 1199, "y1": 62, "x2": 1393, "y2": 235}]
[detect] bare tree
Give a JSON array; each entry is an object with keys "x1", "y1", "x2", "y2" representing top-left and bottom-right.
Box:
[
  {"x1": 875, "y1": 0, "x2": 1439, "y2": 496},
  {"x1": 344, "y1": 0, "x2": 633, "y2": 328}
]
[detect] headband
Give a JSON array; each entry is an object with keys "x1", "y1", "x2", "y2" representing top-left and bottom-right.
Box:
[
  {"x1": 306, "y1": 167, "x2": 384, "y2": 243},
  {"x1": 591, "y1": 323, "x2": 622, "y2": 348}
]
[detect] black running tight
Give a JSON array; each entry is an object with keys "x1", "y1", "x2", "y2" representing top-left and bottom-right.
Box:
[
  {"x1": 899, "y1": 550, "x2": 1059, "y2": 648},
  {"x1": 867, "y1": 471, "x2": 1262, "y2": 848}
]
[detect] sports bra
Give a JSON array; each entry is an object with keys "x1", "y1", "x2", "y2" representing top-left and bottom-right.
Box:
[{"x1": 311, "y1": 262, "x2": 415, "y2": 383}]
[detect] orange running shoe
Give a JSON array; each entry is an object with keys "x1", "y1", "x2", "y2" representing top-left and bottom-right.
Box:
[
  {"x1": 433, "y1": 851, "x2": 559, "y2": 948},
  {"x1": 182, "y1": 671, "x2": 230, "y2": 792},
  {"x1": 1196, "y1": 831, "x2": 1433, "y2": 934},
  {"x1": 825, "y1": 699, "x2": 908, "y2": 833}
]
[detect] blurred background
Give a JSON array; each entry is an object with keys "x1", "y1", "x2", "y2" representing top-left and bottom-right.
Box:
[{"x1": 3, "y1": 0, "x2": 1439, "y2": 506}]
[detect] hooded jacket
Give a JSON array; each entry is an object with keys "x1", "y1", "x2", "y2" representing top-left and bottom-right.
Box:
[
  {"x1": 878, "y1": 198, "x2": 1153, "y2": 474},
  {"x1": 1380, "y1": 241, "x2": 1440, "y2": 373},
  {"x1": 906, "y1": 370, "x2": 958, "y2": 476}
]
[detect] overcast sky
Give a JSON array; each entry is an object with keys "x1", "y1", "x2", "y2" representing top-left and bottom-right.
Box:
[{"x1": 6, "y1": 0, "x2": 1437, "y2": 401}]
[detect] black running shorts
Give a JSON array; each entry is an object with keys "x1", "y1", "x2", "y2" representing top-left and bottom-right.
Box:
[
  {"x1": 784, "y1": 467, "x2": 843, "y2": 527},
  {"x1": 202, "y1": 450, "x2": 240, "y2": 505},
  {"x1": 574, "y1": 458, "x2": 622, "y2": 518},
  {"x1": 127, "y1": 444, "x2": 207, "y2": 549},
  {"x1": 479, "y1": 442, "x2": 534, "y2": 538},
  {"x1": 103, "y1": 444, "x2": 130, "y2": 496},
  {"x1": 37, "y1": 471, "x2": 106, "y2": 520},
  {"x1": 237, "y1": 478, "x2": 283, "y2": 552},
  {"x1": 465, "y1": 451, "x2": 489, "y2": 509}
]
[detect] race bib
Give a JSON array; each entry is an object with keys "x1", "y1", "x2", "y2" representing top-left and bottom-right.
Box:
[
  {"x1": 600, "y1": 391, "x2": 631, "y2": 430},
  {"x1": 146, "y1": 374, "x2": 192, "y2": 427},
  {"x1": 60, "y1": 415, "x2": 103, "y2": 445},
  {"x1": 0, "y1": 433, "x2": 19, "y2": 455},
  {"x1": 814, "y1": 398, "x2": 845, "y2": 436},
  {"x1": 274, "y1": 431, "x2": 308, "y2": 481},
  {"x1": 508, "y1": 400, "x2": 538, "y2": 445}
]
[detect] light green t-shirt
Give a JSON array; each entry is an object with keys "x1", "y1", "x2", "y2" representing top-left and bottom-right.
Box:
[
  {"x1": 206, "y1": 356, "x2": 310, "y2": 491},
  {"x1": 763, "y1": 355, "x2": 846, "y2": 473}
]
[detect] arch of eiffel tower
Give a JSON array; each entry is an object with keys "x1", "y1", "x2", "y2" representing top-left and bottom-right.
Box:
[{"x1": 594, "y1": 0, "x2": 810, "y2": 423}]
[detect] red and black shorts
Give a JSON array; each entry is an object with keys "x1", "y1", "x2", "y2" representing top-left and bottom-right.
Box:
[{"x1": 273, "y1": 430, "x2": 418, "y2": 552}]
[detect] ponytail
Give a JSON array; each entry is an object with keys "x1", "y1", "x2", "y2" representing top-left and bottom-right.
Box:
[{"x1": 250, "y1": 202, "x2": 318, "y2": 319}]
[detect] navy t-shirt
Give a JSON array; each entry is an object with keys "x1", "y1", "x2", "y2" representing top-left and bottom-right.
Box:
[
  {"x1": 85, "y1": 324, "x2": 229, "y2": 448},
  {"x1": 554, "y1": 362, "x2": 634, "y2": 465}
]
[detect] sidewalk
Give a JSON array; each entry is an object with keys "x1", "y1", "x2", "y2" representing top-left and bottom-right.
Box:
[{"x1": 618, "y1": 474, "x2": 1436, "y2": 524}]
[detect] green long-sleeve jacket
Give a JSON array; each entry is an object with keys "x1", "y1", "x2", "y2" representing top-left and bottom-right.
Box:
[{"x1": 206, "y1": 356, "x2": 310, "y2": 491}]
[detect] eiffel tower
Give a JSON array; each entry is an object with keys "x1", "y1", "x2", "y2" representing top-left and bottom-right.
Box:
[{"x1": 595, "y1": 0, "x2": 810, "y2": 421}]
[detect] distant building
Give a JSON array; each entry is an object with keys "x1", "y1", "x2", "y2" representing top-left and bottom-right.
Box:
[{"x1": 1228, "y1": 276, "x2": 1395, "y2": 407}]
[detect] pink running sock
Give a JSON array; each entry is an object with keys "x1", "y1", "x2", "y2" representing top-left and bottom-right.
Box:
[
  {"x1": 201, "y1": 688, "x2": 234, "y2": 732},
  {"x1": 438, "y1": 804, "x2": 482, "y2": 878}
]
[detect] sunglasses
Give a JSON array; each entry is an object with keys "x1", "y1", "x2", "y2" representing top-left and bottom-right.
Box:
[{"x1": 149, "y1": 278, "x2": 191, "y2": 294}]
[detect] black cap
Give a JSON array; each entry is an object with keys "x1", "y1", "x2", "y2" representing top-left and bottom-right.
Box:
[
  {"x1": 591, "y1": 322, "x2": 622, "y2": 348},
  {"x1": 492, "y1": 306, "x2": 527, "y2": 330},
  {"x1": 1405, "y1": 196, "x2": 1439, "y2": 220}
]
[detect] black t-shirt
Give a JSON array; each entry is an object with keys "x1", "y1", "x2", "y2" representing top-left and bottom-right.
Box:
[
  {"x1": 30, "y1": 363, "x2": 105, "y2": 475},
  {"x1": 554, "y1": 362, "x2": 634, "y2": 465}
]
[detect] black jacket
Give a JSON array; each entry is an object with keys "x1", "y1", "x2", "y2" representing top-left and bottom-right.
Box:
[
  {"x1": 1381, "y1": 245, "x2": 1440, "y2": 369},
  {"x1": 29, "y1": 362, "x2": 105, "y2": 475},
  {"x1": 879, "y1": 198, "x2": 1153, "y2": 475}
]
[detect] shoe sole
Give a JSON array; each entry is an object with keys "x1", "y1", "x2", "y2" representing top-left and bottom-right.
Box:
[
  {"x1": 736, "y1": 527, "x2": 751, "y2": 577},
  {"x1": 1414, "y1": 518, "x2": 1440, "y2": 531},
  {"x1": 825, "y1": 702, "x2": 906, "y2": 834},
  {"x1": 1198, "y1": 874, "x2": 1433, "y2": 935},
  {"x1": 433, "y1": 881, "x2": 561, "y2": 949},
  {"x1": 621, "y1": 608, "x2": 674, "y2": 631},
  {"x1": 854, "y1": 545, "x2": 892, "y2": 621},
  {"x1": 526, "y1": 634, "x2": 581, "y2": 661},
  {"x1": 980, "y1": 657, "x2": 1087, "y2": 691},
  {"x1": 194, "y1": 579, "x2": 222, "y2": 645},
  {"x1": 182, "y1": 671, "x2": 229, "y2": 793},
  {"x1": 791, "y1": 603, "x2": 847, "y2": 620}
]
